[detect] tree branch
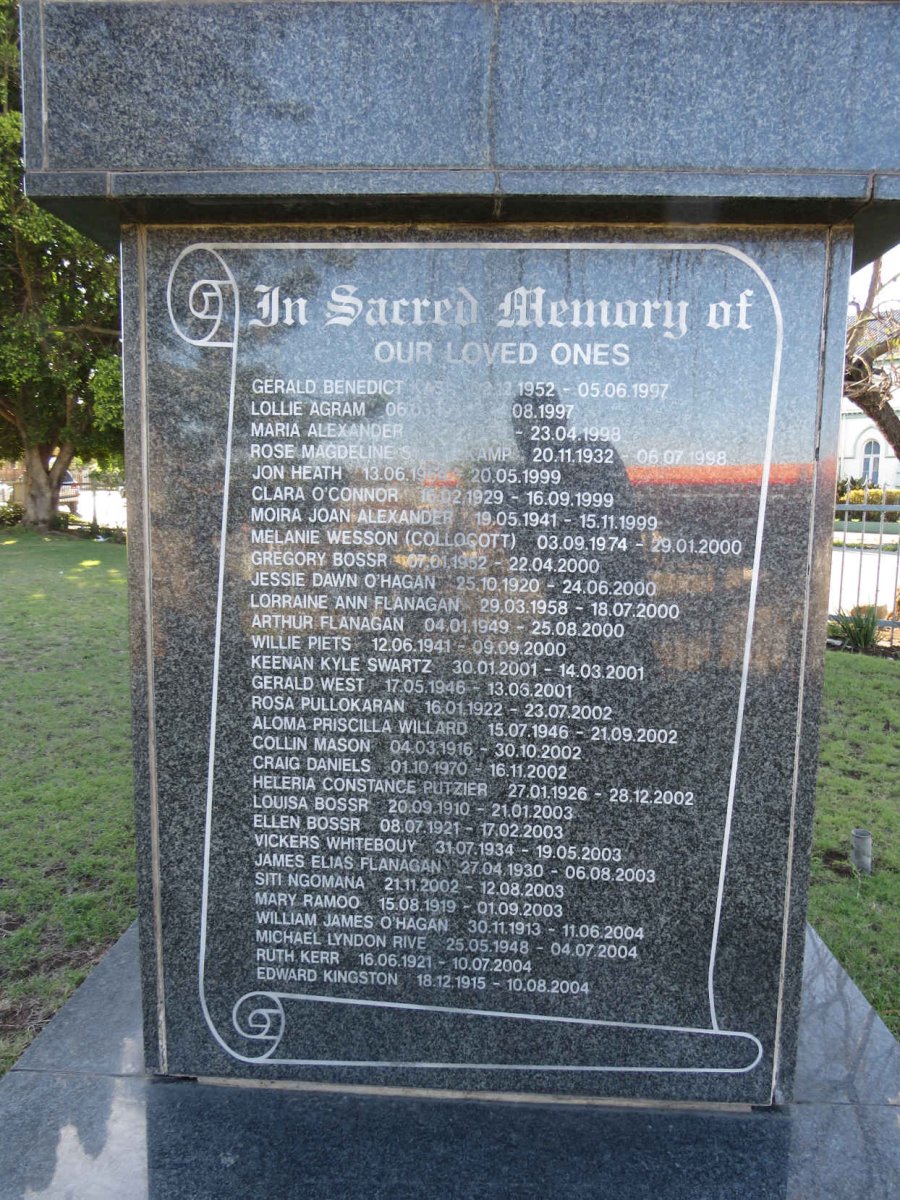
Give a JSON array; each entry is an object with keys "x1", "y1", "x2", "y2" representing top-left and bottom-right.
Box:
[
  {"x1": 862, "y1": 257, "x2": 882, "y2": 314},
  {"x1": 48, "y1": 445, "x2": 75, "y2": 487},
  {"x1": 0, "y1": 395, "x2": 27, "y2": 439},
  {"x1": 845, "y1": 255, "x2": 900, "y2": 459},
  {"x1": 847, "y1": 386, "x2": 900, "y2": 459},
  {"x1": 54, "y1": 324, "x2": 121, "y2": 338},
  {"x1": 12, "y1": 229, "x2": 39, "y2": 312}
]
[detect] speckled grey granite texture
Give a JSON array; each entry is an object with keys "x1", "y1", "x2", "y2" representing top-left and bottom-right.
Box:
[
  {"x1": 121, "y1": 223, "x2": 850, "y2": 1104},
  {"x1": 1, "y1": 925, "x2": 897, "y2": 1200},
  {"x1": 11, "y1": 0, "x2": 892, "y2": 1156},
  {"x1": 17, "y1": 2, "x2": 900, "y2": 260},
  {"x1": 20, "y1": 1, "x2": 900, "y2": 173}
]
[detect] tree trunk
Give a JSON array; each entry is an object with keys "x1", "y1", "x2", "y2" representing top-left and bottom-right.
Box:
[
  {"x1": 22, "y1": 446, "x2": 54, "y2": 529},
  {"x1": 845, "y1": 288, "x2": 900, "y2": 460},
  {"x1": 21, "y1": 444, "x2": 74, "y2": 530},
  {"x1": 849, "y1": 386, "x2": 900, "y2": 462}
]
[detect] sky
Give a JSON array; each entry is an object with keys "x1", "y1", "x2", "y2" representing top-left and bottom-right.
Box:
[{"x1": 848, "y1": 243, "x2": 900, "y2": 309}]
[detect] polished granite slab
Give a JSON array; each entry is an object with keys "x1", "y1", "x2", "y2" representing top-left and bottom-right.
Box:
[
  {"x1": 18, "y1": 3, "x2": 900, "y2": 262},
  {"x1": 1, "y1": 925, "x2": 896, "y2": 1200},
  {"x1": 123, "y1": 229, "x2": 847, "y2": 1104}
]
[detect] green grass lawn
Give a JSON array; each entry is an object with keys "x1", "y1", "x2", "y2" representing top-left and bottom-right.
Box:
[
  {"x1": 834, "y1": 519, "x2": 900, "y2": 536},
  {"x1": 808, "y1": 651, "x2": 899, "y2": 1037},
  {"x1": 0, "y1": 529, "x2": 896, "y2": 1075},
  {"x1": 0, "y1": 529, "x2": 135, "y2": 1073}
]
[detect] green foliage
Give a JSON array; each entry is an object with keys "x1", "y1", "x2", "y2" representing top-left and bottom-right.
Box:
[
  {"x1": 0, "y1": 110, "x2": 122, "y2": 455},
  {"x1": 811, "y1": 653, "x2": 900, "y2": 1037},
  {"x1": 87, "y1": 466, "x2": 126, "y2": 490},
  {"x1": 0, "y1": 530, "x2": 135, "y2": 1072},
  {"x1": 0, "y1": 0, "x2": 18, "y2": 114},
  {"x1": 0, "y1": 3, "x2": 122, "y2": 522},
  {"x1": 829, "y1": 607, "x2": 881, "y2": 652},
  {"x1": 840, "y1": 487, "x2": 900, "y2": 522},
  {"x1": 845, "y1": 487, "x2": 897, "y2": 505},
  {"x1": 0, "y1": 499, "x2": 22, "y2": 525},
  {"x1": 88, "y1": 354, "x2": 125, "y2": 439},
  {"x1": 836, "y1": 476, "x2": 868, "y2": 502}
]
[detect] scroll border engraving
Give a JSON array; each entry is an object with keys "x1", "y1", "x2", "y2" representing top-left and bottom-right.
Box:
[{"x1": 166, "y1": 240, "x2": 783, "y2": 1076}]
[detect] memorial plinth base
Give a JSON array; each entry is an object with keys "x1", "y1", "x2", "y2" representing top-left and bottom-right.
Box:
[{"x1": 0, "y1": 926, "x2": 896, "y2": 1200}]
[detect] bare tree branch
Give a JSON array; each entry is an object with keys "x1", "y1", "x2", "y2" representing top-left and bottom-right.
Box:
[
  {"x1": 845, "y1": 254, "x2": 900, "y2": 461},
  {"x1": 862, "y1": 257, "x2": 882, "y2": 315}
]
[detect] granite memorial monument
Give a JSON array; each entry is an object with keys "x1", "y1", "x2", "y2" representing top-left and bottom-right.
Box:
[{"x1": 17, "y1": 0, "x2": 900, "y2": 1113}]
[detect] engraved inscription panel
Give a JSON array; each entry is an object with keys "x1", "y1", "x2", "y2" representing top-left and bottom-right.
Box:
[{"x1": 147, "y1": 236, "x2": 819, "y2": 1099}]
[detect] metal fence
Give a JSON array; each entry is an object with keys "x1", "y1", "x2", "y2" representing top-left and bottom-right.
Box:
[
  {"x1": 77, "y1": 478, "x2": 128, "y2": 530},
  {"x1": 831, "y1": 502, "x2": 900, "y2": 647}
]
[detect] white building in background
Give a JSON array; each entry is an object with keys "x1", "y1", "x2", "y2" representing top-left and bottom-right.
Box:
[{"x1": 837, "y1": 396, "x2": 900, "y2": 489}]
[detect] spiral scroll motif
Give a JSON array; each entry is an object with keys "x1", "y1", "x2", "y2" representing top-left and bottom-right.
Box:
[
  {"x1": 167, "y1": 246, "x2": 238, "y2": 348},
  {"x1": 231, "y1": 992, "x2": 287, "y2": 1060}
]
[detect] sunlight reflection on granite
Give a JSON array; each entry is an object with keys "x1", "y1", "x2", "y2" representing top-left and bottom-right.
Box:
[{"x1": 23, "y1": 1078, "x2": 147, "y2": 1200}]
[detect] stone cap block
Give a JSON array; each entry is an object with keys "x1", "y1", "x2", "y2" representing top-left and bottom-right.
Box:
[{"x1": 18, "y1": 2, "x2": 900, "y2": 257}]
